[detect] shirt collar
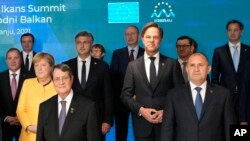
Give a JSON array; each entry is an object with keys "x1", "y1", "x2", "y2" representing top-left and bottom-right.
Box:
[
  {"x1": 228, "y1": 42, "x2": 241, "y2": 48},
  {"x1": 144, "y1": 52, "x2": 160, "y2": 61},
  {"x1": 9, "y1": 68, "x2": 21, "y2": 76},
  {"x1": 128, "y1": 45, "x2": 139, "y2": 52},
  {"x1": 189, "y1": 81, "x2": 207, "y2": 91},
  {"x1": 58, "y1": 89, "x2": 74, "y2": 103},
  {"x1": 77, "y1": 55, "x2": 91, "y2": 63}
]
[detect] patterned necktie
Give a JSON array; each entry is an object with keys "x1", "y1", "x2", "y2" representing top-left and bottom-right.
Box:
[
  {"x1": 11, "y1": 73, "x2": 17, "y2": 100},
  {"x1": 182, "y1": 61, "x2": 188, "y2": 83},
  {"x1": 25, "y1": 54, "x2": 29, "y2": 71},
  {"x1": 81, "y1": 61, "x2": 86, "y2": 88},
  {"x1": 58, "y1": 101, "x2": 66, "y2": 135},
  {"x1": 233, "y1": 46, "x2": 239, "y2": 71},
  {"x1": 194, "y1": 87, "x2": 203, "y2": 120},
  {"x1": 129, "y1": 49, "x2": 135, "y2": 61},
  {"x1": 149, "y1": 57, "x2": 157, "y2": 90}
]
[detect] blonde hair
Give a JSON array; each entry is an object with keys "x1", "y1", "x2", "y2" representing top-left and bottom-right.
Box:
[{"x1": 33, "y1": 52, "x2": 55, "y2": 67}]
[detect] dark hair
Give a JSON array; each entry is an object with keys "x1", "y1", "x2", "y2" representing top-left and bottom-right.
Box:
[
  {"x1": 52, "y1": 64, "x2": 73, "y2": 79},
  {"x1": 141, "y1": 22, "x2": 163, "y2": 39},
  {"x1": 226, "y1": 20, "x2": 244, "y2": 30},
  {"x1": 92, "y1": 43, "x2": 105, "y2": 53},
  {"x1": 20, "y1": 33, "x2": 35, "y2": 43},
  {"x1": 176, "y1": 35, "x2": 198, "y2": 51},
  {"x1": 126, "y1": 25, "x2": 139, "y2": 34},
  {"x1": 6, "y1": 48, "x2": 21, "y2": 59},
  {"x1": 75, "y1": 31, "x2": 94, "y2": 43}
]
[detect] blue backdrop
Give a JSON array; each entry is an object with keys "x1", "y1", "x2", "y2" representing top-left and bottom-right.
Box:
[{"x1": 0, "y1": 0, "x2": 249, "y2": 140}]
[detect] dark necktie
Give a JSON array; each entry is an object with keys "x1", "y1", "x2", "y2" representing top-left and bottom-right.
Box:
[
  {"x1": 182, "y1": 61, "x2": 188, "y2": 82},
  {"x1": 81, "y1": 61, "x2": 86, "y2": 88},
  {"x1": 129, "y1": 49, "x2": 135, "y2": 61},
  {"x1": 149, "y1": 57, "x2": 157, "y2": 90},
  {"x1": 58, "y1": 100, "x2": 66, "y2": 135},
  {"x1": 194, "y1": 87, "x2": 203, "y2": 120},
  {"x1": 11, "y1": 73, "x2": 17, "y2": 100},
  {"x1": 25, "y1": 54, "x2": 29, "y2": 71}
]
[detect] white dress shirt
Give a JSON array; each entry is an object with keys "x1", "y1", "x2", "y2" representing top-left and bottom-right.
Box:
[
  {"x1": 189, "y1": 81, "x2": 207, "y2": 104},
  {"x1": 58, "y1": 90, "x2": 73, "y2": 116},
  {"x1": 77, "y1": 55, "x2": 91, "y2": 83},
  {"x1": 144, "y1": 52, "x2": 160, "y2": 82}
]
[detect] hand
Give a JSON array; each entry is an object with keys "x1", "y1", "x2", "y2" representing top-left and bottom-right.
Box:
[
  {"x1": 154, "y1": 110, "x2": 163, "y2": 124},
  {"x1": 5, "y1": 116, "x2": 20, "y2": 126},
  {"x1": 139, "y1": 107, "x2": 159, "y2": 124},
  {"x1": 101, "y1": 122, "x2": 111, "y2": 135},
  {"x1": 240, "y1": 122, "x2": 248, "y2": 125},
  {"x1": 27, "y1": 125, "x2": 37, "y2": 133}
]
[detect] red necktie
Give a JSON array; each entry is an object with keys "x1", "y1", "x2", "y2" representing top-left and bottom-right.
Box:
[
  {"x1": 129, "y1": 49, "x2": 135, "y2": 61},
  {"x1": 11, "y1": 73, "x2": 17, "y2": 100}
]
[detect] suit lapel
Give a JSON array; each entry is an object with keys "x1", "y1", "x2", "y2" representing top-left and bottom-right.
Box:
[
  {"x1": 60, "y1": 94, "x2": 78, "y2": 139},
  {"x1": 183, "y1": 84, "x2": 199, "y2": 122},
  {"x1": 224, "y1": 45, "x2": 236, "y2": 72},
  {"x1": 199, "y1": 84, "x2": 215, "y2": 121},
  {"x1": 153, "y1": 55, "x2": 167, "y2": 91},
  {"x1": 85, "y1": 57, "x2": 98, "y2": 88},
  {"x1": 137, "y1": 56, "x2": 150, "y2": 86},
  {"x1": 238, "y1": 44, "x2": 249, "y2": 73}
]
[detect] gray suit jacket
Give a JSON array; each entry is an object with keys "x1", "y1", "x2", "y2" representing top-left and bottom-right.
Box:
[
  {"x1": 161, "y1": 83, "x2": 237, "y2": 141},
  {"x1": 36, "y1": 94, "x2": 101, "y2": 141},
  {"x1": 121, "y1": 54, "x2": 184, "y2": 137}
]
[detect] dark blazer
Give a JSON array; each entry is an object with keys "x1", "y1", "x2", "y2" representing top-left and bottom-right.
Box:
[
  {"x1": 110, "y1": 46, "x2": 144, "y2": 99},
  {"x1": 161, "y1": 83, "x2": 237, "y2": 141},
  {"x1": 239, "y1": 60, "x2": 250, "y2": 122},
  {"x1": 0, "y1": 70, "x2": 26, "y2": 122},
  {"x1": 121, "y1": 54, "x2": 184, "y2": 138},
  {"x1": 0, "y1": 69, "x2": 26, "y2": 140},
  {"x1": 212, "y1": 43, "x2": 250, "y2": 118},
  {"x1": 21, "y1": 51, "x2": 36, "y2": 78},
  {"x1": 63, "y1": 57, "x2": 113, "y2": 125},
  {"x1": 36, "y1": 94, "x2": 101, "y2": 141}
]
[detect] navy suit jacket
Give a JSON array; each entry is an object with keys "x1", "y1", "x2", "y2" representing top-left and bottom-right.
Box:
[
  {"x1": 110, "y1": 46, "x2": 144, "y2": 100},
  {"x1": 63, "y1": 57, "x2": 113, "y2": 125},
  {"x1": 239, "y1": 60, "x2": 250, "y2": 122},
  {"x1": 121, "y1": 54, "x2": 184, "y2": 137},
  {"x1": 161, "y1": 83, "x2": 237, "y2": 141},
  {"x1": 36, "y1": 94, "x2": 101, "y2": 141},
  {"x1": 212, "y1": 43, "x2": 250, "y2": 117}
]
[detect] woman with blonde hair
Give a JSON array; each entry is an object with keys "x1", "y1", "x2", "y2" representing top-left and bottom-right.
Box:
[{"x1": 17, "y1": 52, "x2": 57, "y2": 141}]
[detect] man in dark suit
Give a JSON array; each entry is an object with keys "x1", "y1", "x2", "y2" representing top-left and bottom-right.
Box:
[
  {"x1": 0, "y1": 48, "x2": 26, "y2": 141},
  {"x1": 110, "y1": 25, "x2": 144, "y2": 141},
  {"x1": 212, "y1": 20, "x2": 250, "y2": 122},
  {"x1": 37, "y1": 64, "x2": 101, "y2": 141},
  {"x1": 63, "y1": 31, "x2": 113, "y2": 140},
  {"x1": 121, "y1": 22, "x2": 184, "y2": 141},
  {"x1": 161, "y1": 53, "x2": 237, "y2": 141},
  {"x1": 239, "y1": 60, "x2": 250, "y2": 125},
  {"x1": 20, "y1": 33, "x2": 37, "y2": 77}
]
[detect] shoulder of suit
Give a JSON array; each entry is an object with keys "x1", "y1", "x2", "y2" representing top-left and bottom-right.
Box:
[
  {"x1": 113, "y1": 47, "x2": 128, "y2": 54},
  {"x1": 40, "y1": 95, "x2": 57, "y2": 107},
  {"x1": 76, "y1": 94, "x2": 96, "y2": 106},
  {"x1": 63, "y1": 57, "x2": 77, "y2": 64}
]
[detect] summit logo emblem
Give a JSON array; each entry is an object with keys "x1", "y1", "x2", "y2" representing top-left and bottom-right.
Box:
[{"x1": 151, "y1": 1, "x2": 175, "y2": 23}]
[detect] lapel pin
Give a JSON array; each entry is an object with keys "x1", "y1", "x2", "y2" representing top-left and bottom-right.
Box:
[
  {"x1": 245, "y1": 49, "x2": 247, "y2": 52},
  {"x1": 94, "y1": 62, "x2": 97, "y2": 65},
  {"x1": 162, "y1": 63, "x2": 165, "y2": 66},
  {"x1": 70, "y1": 108, "x2": 75, "y2": 114},
  {"x1": 210, "y1": 90, "x2": 213, "y2": 93}
]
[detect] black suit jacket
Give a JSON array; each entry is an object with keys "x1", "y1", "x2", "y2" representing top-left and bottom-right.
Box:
[
  {"x1": 36, "y1": 94, "x2": 101, "y2": 141},
  {"x1": 121, "y1": 54, "x2": 184, "y2": 137},
  {"x1": 21, "y1": 51, "x2": 36, "y2": 78},
  {"x1": 63, "y1": 57, "x2": 113, "y2": 125},
  {"x1": 212, "y1": 43, "x2": 250, "y2": 118},
  {"x1": 239, "y1": 60, "x2": 250, "y2": 122},
  {"x1": 0, "y1": 70, "x2": 26, "y2": 122},
  {"x1": 110, "y1": 46, "x2": 144, "y2": 100},
  {"x1": 161, "y1": 83, "x2": 237, "y2": 141}
]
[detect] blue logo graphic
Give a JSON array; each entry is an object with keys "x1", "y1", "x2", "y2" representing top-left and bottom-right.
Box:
[
  {"x1": 108, "y1": 2, "x2": 139, "y2": 23},
  {"x1": 151, "y1": 1, "x2": 175, "y2": 23}
]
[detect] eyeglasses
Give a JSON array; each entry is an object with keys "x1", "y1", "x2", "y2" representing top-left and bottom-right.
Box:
[
  {"x1": 176, "y1": 44, "x2": 191, "y2": 49},
  {"x1": 53, "y1": 76, "x2": 70, "y2": 83}
]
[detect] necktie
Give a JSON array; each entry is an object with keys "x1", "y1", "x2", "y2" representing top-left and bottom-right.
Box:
[
  {"x1": 194, "y1": 87, "x2": 203, "y2": 120},
  {"x1": 58, "y1": 100, "x2": 66, "y2": 135},
  {"x1": 129, "y1": 49, "x2": 135, "y2": 61},
  {"x1": 25, "y1": 54, "x2": 29, "y2": 71},
  {"x1": 81, "y1": 61, "x2": 86, "y2": 88},
  {"x1": 233, "y1": 46, "x2": 239, "y2": 71},
  {"x1": 182, "y1": 61, "x2": 188, "y2": 83},
  {"x1": 149, "y1": 57, "x2": 157, "y2": 90},
  {"x1": 11, "y1": 73, "x2": 17, "y2": 100}
]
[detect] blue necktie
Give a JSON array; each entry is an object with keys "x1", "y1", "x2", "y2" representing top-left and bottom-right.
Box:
[
  {"x1": 195, "y1": 87, "x2": 203, "y2": 120},
  {"x1": 59, "y1": 101, "x2": 66, "y2": 135},
  {"x1": 233, "y1": 46, "x2": 239, "y2": 71}
]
